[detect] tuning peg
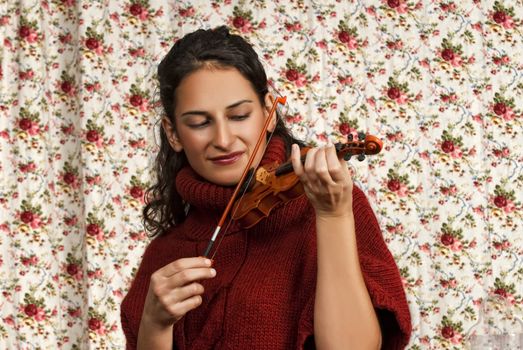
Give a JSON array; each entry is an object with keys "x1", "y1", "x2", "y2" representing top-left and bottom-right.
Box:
[
  {"x1": 347, "y1": 134, "x2": 353, "y2": 141},
  {"x1": 334, "y1": 142, "x2": 343, "y2": 152},
  {"x1": 358, "y1": 132, "x2": 366, "y2": 141},
  {"x1": 344, "y1": 152, "x2": 352, "y2": 161},
  {"x1": 357, "y1": 154, "x2": 366, "y2": 161}
]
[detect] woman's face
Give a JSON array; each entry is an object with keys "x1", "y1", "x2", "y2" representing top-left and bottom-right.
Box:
[{"x1": 163, "y1": 67, "x2": 273, "y2": 186}]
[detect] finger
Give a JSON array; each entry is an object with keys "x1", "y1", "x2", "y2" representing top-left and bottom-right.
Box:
[
  {"x1": 172, "y1": 282, "x2": 205, "y2": 302},
  {"x1": 313, "y1": 146, "x2": 336, "y2": 186},
  {"x1": 303, "y1": 147, "x2": 319, "y2": 181},
  {"x1": 166, "y1": 295, "x2": 203, "y2": 320},
  {"x1": 168, "y1": 267, "x2": 216, "y2": 289},
  {"x1": 290, "y1": 144, "x2": 304, "y2": 177},
  {"x1": 160, "y1": 257, "x2": 212, "y2": 277},
  {"x1": 157, "y1": 282, "x2": 205, "y2": 307},
  {"x1": 325, "y1": 143, "x2": 348, "y2": 183}
]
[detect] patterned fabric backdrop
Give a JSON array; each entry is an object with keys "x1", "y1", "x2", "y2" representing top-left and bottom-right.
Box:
[{"x1": 0, "y1": 0, "x2": 521, "y2": 348}]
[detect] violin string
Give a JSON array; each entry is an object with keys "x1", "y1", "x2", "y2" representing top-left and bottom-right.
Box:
[{"x1": 208, "y1": 95, "x2": 287, "y2": 260}]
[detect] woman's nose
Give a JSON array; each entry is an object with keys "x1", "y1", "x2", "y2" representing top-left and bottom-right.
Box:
[{"x1": 213, "y1": 121, "x2": 234, "y2": 149}]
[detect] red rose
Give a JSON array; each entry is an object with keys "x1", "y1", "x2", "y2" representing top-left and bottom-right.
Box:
[
  {"x1": 61, "y1": 81, "x2": 72, "y2": 93},
  {"x1": 441, "y1": 48, "x2": 455, "y2": 61},
  {"x1": 387, "y1": 0, "x2": 400, "y2": 8},
  {"x1": 493, "y1": 288, "x2": 507, "y2": 298},
  {"x1": 493, "y1": 102, "x2": 506, "y2": 116},
  {"x1": 129, "y1": 3, "x2": 143, "y2": 16},
  {"x1": 285, "y1": 69, "x2": 299, "y2": 82},
  {"x1": 86, "y1": 130, "x2": 99, "y2": 142},
  {"x1": 66, "y1": 263, "x2": 79, "y2": 276},
  {"x1": 441, "y1": 326, "x2": 455, "y2": 339},
  {"x1": 232, "y1": 16, "x2": 245, "y2": 29},
  {"x1": 19, "y1": 26, "x2": 31, "y2": 38},
  {"x1": 441, "y1": 140, "x2": 455, "y2": 153},
  {"x1": 20, "y1": 211, "x2": 34, "y2": 224},
  {"x1": 129, "y1": 94, "x2": 143, "y2": 107},
  {"x1": 130, "y1": 186, "x2": 144, "y2": 199},
  {"x1": 387, "y1": 87, "x2": 401, "y2": 100},
  {"x1": 440, "y1": 233, "x2": 455, "y2": 246},
  {"x1": 24, "y1": 304, "x2": 38, "y2": 317},
  {"x1": 493, "y1": 11, "x2": 506, "y2": 24},
  {"x1": 338, "y1": 31, "x2": 350, "y2": 43},
  {"x1": 88, "y1": 318, "x2": 101, "y2": 330},
  {"x1": 387, "y1": 179, "x2": 401, "y2": 192},
  {"x1": 493, "y1": 195, "x2": 507, "y2": 208},
  {"x1": 19, "y1": 118, "x2": 32, "y2": 131},
  {"x1": 86, "y1": 223, "x2": 101, "y2": 236},
  {"x1": 85, "y1": 38, "x2": 100, "y2": 50},
  {"x1": 63, "y1": 172, "x2": 76, "y2": 185},
  {"x1": 339, "y1": 123, "x2": 350, "y2": 135}
]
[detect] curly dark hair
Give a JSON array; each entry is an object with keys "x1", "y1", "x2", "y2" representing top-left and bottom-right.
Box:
[{"x1": 143, "y1": 26, "x2": 301, "y2": 237}]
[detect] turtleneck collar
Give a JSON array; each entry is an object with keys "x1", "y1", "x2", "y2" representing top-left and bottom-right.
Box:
[{"x1": 175, "y1": 136, "x2": 288, "y2": 213}]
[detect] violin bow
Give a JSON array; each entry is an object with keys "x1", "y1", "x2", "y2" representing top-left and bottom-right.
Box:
[{"x1": 202, "y1": 95, "x2": 287, "y2": 257}]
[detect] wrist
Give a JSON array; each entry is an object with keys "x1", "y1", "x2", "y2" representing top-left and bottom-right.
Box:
[
  {"x1": 315, "y1": 210, "x2": 354, "y2": 222},
  {"x1": 141, "y1": 309, "x2": 175, "y2": 331}
]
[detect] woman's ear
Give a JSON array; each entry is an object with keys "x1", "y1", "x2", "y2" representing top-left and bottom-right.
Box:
[
  {"x1": 264, "y1": 93, "x2": 277, "y2": 133},
  {"x1": 162, "y1": 117, "x2": 183, "y2": 152}
]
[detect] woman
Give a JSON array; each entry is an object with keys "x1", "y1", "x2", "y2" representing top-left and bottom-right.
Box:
[{"x1": 120, "y1": 26, "x2": 412, "y2": 349}]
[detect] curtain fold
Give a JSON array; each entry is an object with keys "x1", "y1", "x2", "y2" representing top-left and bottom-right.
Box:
[{"x1": 0, "y1": 0, "x2": 521, "y2": 348}]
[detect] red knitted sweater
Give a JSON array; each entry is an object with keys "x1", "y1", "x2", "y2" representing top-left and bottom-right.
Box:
[{"x1": 121, "y1": 138, "x2": 412, "y2": 349}]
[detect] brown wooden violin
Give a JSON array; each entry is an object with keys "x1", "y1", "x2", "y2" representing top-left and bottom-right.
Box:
[
  {"x1": 230, "y1": 134, "x2": 383, "y2": 229},
  {"x1": 202, "y1": 94, "x2": 382, "y2": 257}
]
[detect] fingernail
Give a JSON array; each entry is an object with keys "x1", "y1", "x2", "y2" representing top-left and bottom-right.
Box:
[
  {"x1": 210, "y1": 268, "x2": 216, "y2": 277},
  {"x1": 205, "y1": 259, "x2": 212, "y2": 266}
]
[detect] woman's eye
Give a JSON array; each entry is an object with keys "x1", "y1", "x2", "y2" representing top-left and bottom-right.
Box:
[
  {"x1": 231, "y1": 114, "x2": 249, "y2": 121},
  {"x1": 187, "y1": 120, "x2": 209, "y2": 128}
]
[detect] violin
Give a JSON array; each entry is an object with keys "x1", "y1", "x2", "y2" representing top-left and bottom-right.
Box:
[
  {"x1": 231, "y1": 134, "x2": 383, "y2": 229},
  {"x1": 202, "y1": 95, "x2": 383, "y2": 257}
]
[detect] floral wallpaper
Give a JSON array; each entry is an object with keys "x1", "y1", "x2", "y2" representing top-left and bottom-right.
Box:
[{"x1": 0, "y1": 0, "x2": 521, "y2": 349}]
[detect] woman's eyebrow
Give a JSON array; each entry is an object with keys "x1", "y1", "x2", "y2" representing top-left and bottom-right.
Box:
[
  {"x1": 180, "y1": 100, "x2": 253, "y2": 118},
  {"x1": 226, "y1": 99, "x2": 253, "y2": 109}
]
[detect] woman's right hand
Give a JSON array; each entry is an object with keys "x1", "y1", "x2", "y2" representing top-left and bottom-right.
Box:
[{"x1": 141, "y1": 256, "x2": 216, "y2": 328}]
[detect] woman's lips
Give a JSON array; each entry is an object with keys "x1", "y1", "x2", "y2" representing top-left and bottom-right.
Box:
[{"x1": 209, "y1": 152, "x2": 244, "y2": 165}]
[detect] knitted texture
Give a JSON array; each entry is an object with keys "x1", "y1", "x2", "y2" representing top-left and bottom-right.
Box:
[{"x1": 121, "y1": 137, "x2": 412, "y2": 349}]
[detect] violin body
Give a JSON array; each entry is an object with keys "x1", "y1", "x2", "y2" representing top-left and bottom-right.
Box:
[{"x1": 231, "y1": 150, "x2": 308, "y2": 229}]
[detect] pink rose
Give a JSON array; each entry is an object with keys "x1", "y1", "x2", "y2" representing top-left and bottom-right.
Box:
[
  {"x1": 130, "y1": 186, "x2": 144, "y2": 199},
  {"x1": 493, "y1": 195, "x2": 507, "y2": 208},
  {"x1": 441, "y1": 140, "x2": 455, "y2": 153},
  {"x1": 493, "y1": 11, "x2": 506, "y2": 24},
  {"x1": 24, "y1": 304, "x2": 38, "y2": 317},
  {"x1": 387, "y1": 87, "x2": 401, "y2": 100},
  {"x1": 85, "y1": 38, "x2": 100, "y2": 50},
  {"x1": 20, "y1": 211, "x2": 34, "y2": 224},
  {"x1": 442, "y1": 326, "x2": 455, "y2": 339},
  {"x1": 339, "y1": 123, "x2": 350, "y2": 135},
  {"x1": 387, "y1": 179, "x2": 401, "y2": 192},
  {"x1": 129, "y1": 3, "x2": 143, "y2": 16},
  {"x1": 232, "y1": 16, "x2": 245, "y2": 29},
  {"x1": 441, "y1": 48, "x2": 455, "y2": 61},
  {"x1": 441, "y1": 233, "x2": 454, "y2": 246},
  {"x1": 86, "y1": 130, "x2": 100, "y2": 142},
  {"x1": 86, "y1": 223, "x2": 101, "y2": 236}
]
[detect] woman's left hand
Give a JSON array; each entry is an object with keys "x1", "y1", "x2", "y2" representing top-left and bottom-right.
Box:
[{"x1": 291, "y1": 143, "x2": 353, "y2": 218}]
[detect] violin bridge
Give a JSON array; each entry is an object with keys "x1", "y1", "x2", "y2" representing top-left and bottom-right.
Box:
[{"x1": 255, "y1": 167, "x2": 272, "y2": 185}]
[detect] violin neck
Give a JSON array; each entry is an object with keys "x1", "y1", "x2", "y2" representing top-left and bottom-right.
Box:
[{"x1": 274, "y1": 155, "x2": 307, "y2": 177}]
